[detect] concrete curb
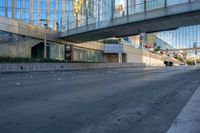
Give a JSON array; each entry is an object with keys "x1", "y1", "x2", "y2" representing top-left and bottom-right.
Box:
[{"x1": 167, "y1": 86, "x2": 200, "y2": 133}]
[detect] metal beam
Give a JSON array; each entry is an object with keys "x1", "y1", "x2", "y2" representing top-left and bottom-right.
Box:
[
  {"x1": 46, "y1": 0, "x2": 50, "y2": 25},
  {"x1": 62, "y1": 0, "x2": 66, "y2": 31},
  {"x1": 38, "y1": 0, "x2": 40, "y2": 25},
  {"x1": 12, "y1": 0, "x2": 16, "y2": 19},
  {"x1": 5, "y1": 0, "x2": 8, "y2": 17},
  {"x1": 30, "y1": 0, "x2": 33, "y2": 24},
  {"x1": 54, "y1": 0, "x2": 58, "y2": 30}
]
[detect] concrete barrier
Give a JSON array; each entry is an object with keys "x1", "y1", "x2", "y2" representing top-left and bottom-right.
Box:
[{"x1": 0, "y1": 63, "x2": 165, "y2": 73}]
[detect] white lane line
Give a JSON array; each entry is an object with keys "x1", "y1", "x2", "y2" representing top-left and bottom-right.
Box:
[{"x1": 167, "y1": 86, "x2": 200, "y2": 133}]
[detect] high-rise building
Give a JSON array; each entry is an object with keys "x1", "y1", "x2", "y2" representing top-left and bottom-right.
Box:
[{"x1": 0, "y1": 0, "x2": 74, "y2": 31}]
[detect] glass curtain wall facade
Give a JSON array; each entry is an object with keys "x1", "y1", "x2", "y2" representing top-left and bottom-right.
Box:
[
  {"x1": 0, "y1": 0, "x2": 73, "y2": 31},
  {"x1": 0, "y1": 0, "x2": 195, "y2": 30},
  {"x1": 156, "y1": 25, "x2": 200, "y2": 50}
]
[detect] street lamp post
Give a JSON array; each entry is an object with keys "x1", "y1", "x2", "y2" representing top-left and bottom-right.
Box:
[
  {"x1": 44, "y1": 23, "x2": 48, "y2": 59},
  {"x1": 39, "y1": 19, "x2": 48, "y2": 59}
]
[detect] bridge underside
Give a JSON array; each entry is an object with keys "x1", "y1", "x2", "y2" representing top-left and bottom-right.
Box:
[
  {"x1": 61, "y1": 1, "x2": 200, "y2": 43},
  {"x1": 62, "y1": 11, "x2": 200, "y2": 43}
]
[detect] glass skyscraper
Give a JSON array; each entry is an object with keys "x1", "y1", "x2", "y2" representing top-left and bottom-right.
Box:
[
  {"x1": 0, "y1": 0, "x2": 74, "y2": 30},
  {"x1": 0, "y1": 0, "x2": 199, "y2": 51}
]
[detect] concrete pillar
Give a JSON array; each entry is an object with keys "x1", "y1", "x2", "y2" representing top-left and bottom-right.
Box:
[
  {"x1": 12, "y1": 0, "x2": 16, "y2": 19},
  {"x1": 118, "y1": 53, "x2": 122, "y2": 63},
  {"x1": 54, "y1": 0, "x2": 58, "y2": 30},
  {"x1": 46, "y1": 0, "x2": 50, "y2": 25}
]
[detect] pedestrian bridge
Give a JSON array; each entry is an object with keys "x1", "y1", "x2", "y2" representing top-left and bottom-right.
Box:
[{"x1": 61, "y1": 0, "x2": 200, "y2": 43}]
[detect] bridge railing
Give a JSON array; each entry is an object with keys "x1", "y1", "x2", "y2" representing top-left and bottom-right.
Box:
[
  {"x1": 63, "y1": 0, "x2": 197, "y2": 32},
  {"x1": 0, "y1": 0, "x2": 198, "y2": 33}
]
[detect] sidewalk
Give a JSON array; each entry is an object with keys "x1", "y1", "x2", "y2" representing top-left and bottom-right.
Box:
[{"x1": 167, "y1": 86, "x2": 200, "y2": 133}]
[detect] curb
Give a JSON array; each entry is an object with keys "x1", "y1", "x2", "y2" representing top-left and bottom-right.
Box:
[{"x1": 167, "y1": 86, "x2": 200, "y2": 133}]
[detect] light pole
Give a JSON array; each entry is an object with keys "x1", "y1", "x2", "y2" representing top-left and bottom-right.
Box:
[
  {"x1": 38, "y1": 19, "x2": 49, "y2": 59},
  {"x1": 44, "y1": 23, "x2": 48, "y2": 59}
]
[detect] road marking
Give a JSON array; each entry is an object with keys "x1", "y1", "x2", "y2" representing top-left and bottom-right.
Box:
[{"x1": 167, "y1": 86, "x2": 200, "y2": 133}]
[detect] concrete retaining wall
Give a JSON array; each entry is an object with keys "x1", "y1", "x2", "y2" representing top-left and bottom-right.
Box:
[
  {"x1": 0, "y1": 16, "x2": 59, "y2": 40},
  {"x1": 0, "y1": 63, "x2": 164, "y2": 72},
  {"x1": 0, "y1": 38, "x2": 42, "y2": 57}
]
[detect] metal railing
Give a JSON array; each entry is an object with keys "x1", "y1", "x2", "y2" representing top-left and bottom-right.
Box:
[
  {"x1": 0, "y1": 0, "x2": 197, "y2": 32},
  {"x1": 63, "y1": 0, "x2": 197, "y2": 32}
]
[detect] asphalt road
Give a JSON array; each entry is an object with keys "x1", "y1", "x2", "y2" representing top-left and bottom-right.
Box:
[{"x1": 0, "y1": 66, "x2": 200, "y2": 133}]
